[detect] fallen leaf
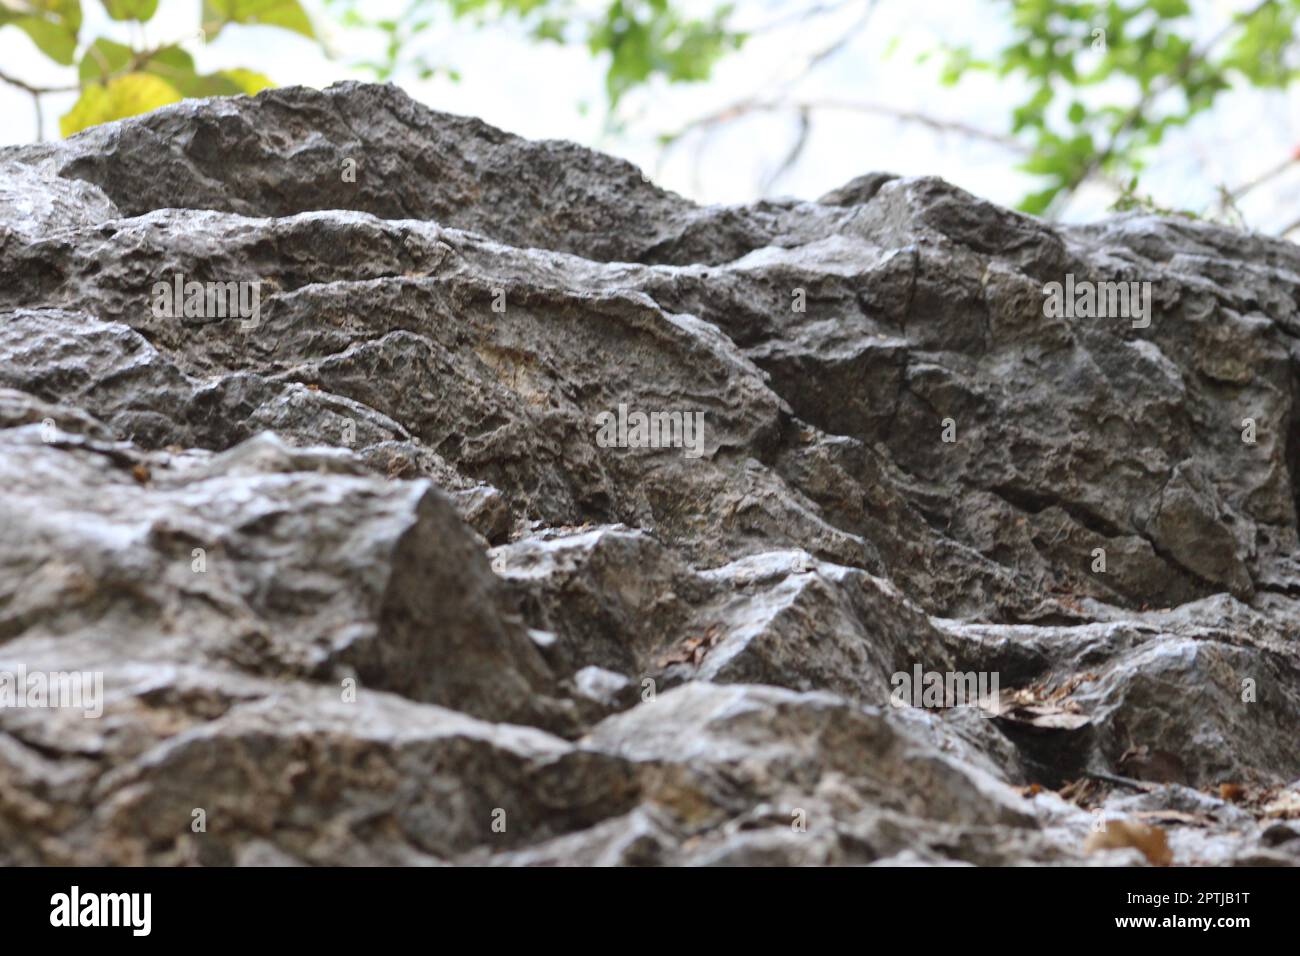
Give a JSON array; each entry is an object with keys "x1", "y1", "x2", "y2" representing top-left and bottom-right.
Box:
[
  {"x1": 1263, "y1": 790, "x2": 1300, "y2": 820},
  {"x1": 1060, "y1": 777, "x2": 1104, "y2": 807},
  {"x1": 1044, "y1": 672, "x2": 1099, "y2": 702},
  {"x1": 657, "y1": 625, "x2": 723, "y2": 668},
  {"x1": 983, "y1": 677, "x2": 1095, "y2": 730},
  {"x1": 1219, "y1": 782, "x2": 1246, "y2": 802},
  {"x1": 988, "y1": 690, "x2": 1091, "y2": 730},
  {"x1": 1084, "y1": 819, "x2": 1172, "y2": 866}
]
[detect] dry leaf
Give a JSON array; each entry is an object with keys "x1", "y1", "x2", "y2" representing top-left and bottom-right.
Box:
[
  {"x1": 1060, "y1": 777, "x2": 1104, "y2": 807},
  {"x1": 984, "y1": 677, "x2": 1094, "y2": 730},
  {"x1": 989, "y1": 694, "x2": 1091, "y2": 731},
  {"x1": 1084, "y1": 819, "x2": 1172, "y2": 866},
  {"x1": 1218, "y1": 782, "x2": 1246, "y2": 802},
  {"x1": 657, "y1": 625, "x2": 723, "y2": 668},
  {"x1": 1044, "y1": 672, "x2": 1099, "y2": 701},
  {"x1": 1263, "y1": 790, "x2": 1300, "y2": 820}
]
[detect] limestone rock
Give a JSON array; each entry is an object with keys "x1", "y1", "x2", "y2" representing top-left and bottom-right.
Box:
[{"x1": 2, "y1": 82, "x2": 1299, "y2": 865}]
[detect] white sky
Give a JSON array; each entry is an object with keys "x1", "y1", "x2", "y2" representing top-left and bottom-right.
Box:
[{"x1": 1, "y1": 0, "x2": 1297, "y2": 233}]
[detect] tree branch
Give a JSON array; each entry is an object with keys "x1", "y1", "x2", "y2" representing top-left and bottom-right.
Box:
[
  {"x1": 0, "y1": 68, "x2": 78, "y2": 95},
  {"x1": 1227, "y1": 150, "x2": 1299, "y2": 203},
  {"x1": 746, "y1": 0, "x2": 861, "y2": 36},
  {"x1": 0, "y1": 69, "x2": 77, "y2": 142},
  {"x1": 668, "y1": 97, "x2": 1028, "y2": 153}
]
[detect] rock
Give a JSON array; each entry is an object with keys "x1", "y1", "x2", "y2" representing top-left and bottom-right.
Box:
[
  {"x1": 0, "y1": 425, "x2": 568, "y2": 731},
  {"x1": 2, "y1": 81, "x2": 1299, "y2": 865}
]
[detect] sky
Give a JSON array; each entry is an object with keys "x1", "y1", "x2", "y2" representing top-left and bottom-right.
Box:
[{"x1": 1, "y1": 0, "x2": 1297, "y2": 235}]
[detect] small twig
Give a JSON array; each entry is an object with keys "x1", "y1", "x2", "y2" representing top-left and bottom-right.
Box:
[
  {"x1": 762, "y1": 105, "x2": 811, "y2": 193},
  {"x1": 1084, "y1": 770, "x2": 1156, "y2": 792},
  {"x1": 1227, "y1": 151, "x2": 1299, "y2": 203},
  {"x1": 795, "y1": 0, "x2": 877, "y2": 78},
  {"x1": 1047, "y1": 514, "x2": 1073, "y2": 545},
  {"x1": 0, "y1": 67, "x2": 78, "y2": 95},
  {"x1": 672, "y1": 0, "x2": 882, "y2": 191},
  {"x1": 0, "y1": 70, "x2": 76, "y2": 143},
  {"x1": 671, "y1": 98, "x2": 1027, "y2": 152},
  {"x1": 746, "y1": 0, "x2": 860, "y2": 35},
  {"x1": 1215, "y1": 185, "x2": 1246, "y2": 228},
  {"x1": 800, "y1": 98, "x2": 1027, "y2": 150}
]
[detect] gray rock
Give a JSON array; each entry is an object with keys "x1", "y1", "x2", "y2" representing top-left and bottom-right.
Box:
[{"x1": 2, "y1": 81, "x2": 1299, "y2": 865}]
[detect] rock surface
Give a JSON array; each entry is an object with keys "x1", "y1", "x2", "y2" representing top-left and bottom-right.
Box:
[{"x1": 2, "y1": 81, "x2": 1298, "y2": 866}]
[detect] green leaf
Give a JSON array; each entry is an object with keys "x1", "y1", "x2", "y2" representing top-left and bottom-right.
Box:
[
  {"x1": 60, "y1": 72, "x2": 182, "y2": 136},
  {"x1": 1149, "y1": 0, "x2": 1190, "y2": 18},
  {"x1": 0, "y1": 0, "x2": 83, "y2": 31},
  {"x1": 11, "y1": 16, "x2": 78, "y2": 62},
  {"x1": 78, "y1": 36, "x2": 134, "y2": 83},
  {"x1": 203, "y1": 0, "x2": 314, "y2": 39},
  {"x1": 137, "y1": 47, "x2": 275, "y2": 98},
  {"x1": 1018, "y1": 186, "x2": 1062, "y2": 216},
  {"x1": 1, "y1": 1, "x2": 84, "y2": 65},
  {"x1": 531, "y1": 16, "x2": 566, "y2": 42},
  {"x1": 79, "y1": 41, "x2": 211, "y2": 95},
  {"x1": 100, "y1": 0, "x2": 158, "y2": 21},
  {"x1": 588, "y1": 0, "x2": 742, "y2": 111},
  {"x1": 217, "y1": 68, "x2": 274, "y2": 94}
]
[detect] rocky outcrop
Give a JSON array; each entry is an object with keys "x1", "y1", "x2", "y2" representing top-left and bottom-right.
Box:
[{"x1": 2, "y1": 82, "x2": 1298, "y2": 866}]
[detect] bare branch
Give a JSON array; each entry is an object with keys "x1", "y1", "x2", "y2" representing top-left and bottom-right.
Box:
[
  {"x1": 0, "y1": 68, "x2": 78, "y2": 95},
  {"x1": 668, "y1": 97, "x2": 1027, "y2": 153},
  {"x1": 1227, "y1": 151, "x2": 1299, "y2": 203},
  {"x1": 661, "y1": 0, "x2": 1023, "y2": 195},
  {"x1": 763, "y1": 106, "x2": 812, "y2": 193},
  {"x1": 746, "y1": 0, "x2": 862, "y2": 36}
]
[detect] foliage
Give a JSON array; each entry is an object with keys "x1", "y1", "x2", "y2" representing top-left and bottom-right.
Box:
[
  {"x1": 3, "y1": 0, "x2": 1299, "y2": 226},
  {"x1": 321, "y1": 0, "x2": 744, "y2": 118},
  {"x1": 1108, "y1": 175, "x2": 1199, "y2": 216},
  {"x1": 2, "y1": 0, "x2": 742, "y2": 138},
  {"x1": 1, "y1": 1, "x2": 84, "y2": 66},
  {"x1": 0, "y1": 0, "x2": 306, "y2": 135},
  {"x1": 937, "y1": 0, "x2": 1300, "y2": 215}
]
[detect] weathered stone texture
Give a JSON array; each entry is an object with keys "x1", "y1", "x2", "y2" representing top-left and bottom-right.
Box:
[{"x1": 2, "y1": 82, "x2": 1298, "y2": 865}]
